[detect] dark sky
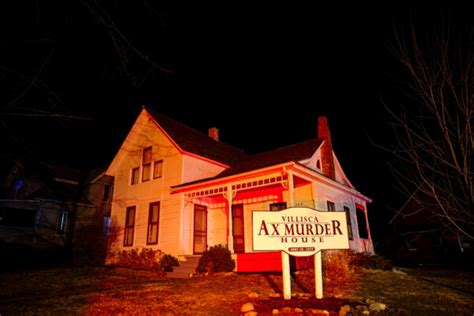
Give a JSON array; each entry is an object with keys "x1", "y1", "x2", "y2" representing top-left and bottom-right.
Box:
[{"x1": 1, "y1": 4, "x2": 464, "y2": 245}]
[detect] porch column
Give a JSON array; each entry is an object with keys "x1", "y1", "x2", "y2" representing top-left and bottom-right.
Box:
[
  {"x1": 226, "y1": 185, "x2": 234, "y2": 253},
  {"x1": 365, "y1": 207, "x2": 374, "y2": 252},
  {"x1": 282, "y1": 170, "x2": 294, "y2": 299},
  {"x1": 287, "y1": 170, "x2": 295, "y2": 207}
]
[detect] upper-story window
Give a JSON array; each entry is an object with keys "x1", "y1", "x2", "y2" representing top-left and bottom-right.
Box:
[
  {"x1": 142, "y1": 147, "x2": 152, "y2": 182},
  {"x1": 327, "y1": 201, "x2": 336, "y2": 211},
  {"x1": 154, "y1": 160, "x2": 163, "y2": 179},
  {"x1": 131, "y1": 167, "x2": 139, "y2": 185},
  {"x1": 103, "y1": 183, "x2": 111, "y2": 202}
]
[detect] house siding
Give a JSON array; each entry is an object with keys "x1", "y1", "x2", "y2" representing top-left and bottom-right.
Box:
[
  {"x1": 107, "y1": 112, "x2": 185, "y2": 257},
  {"x1": 182, "y1": 155, "x2": 226, "y2": 184}
]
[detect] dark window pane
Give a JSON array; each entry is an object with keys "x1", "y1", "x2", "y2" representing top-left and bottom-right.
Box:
[
  {"x1": 56, "y1": 211, "x2": 68, "y2": 235},
  {"x1": 143, "y1": 147, "x2": 152, "y2": 164},
  {"x1": 153, "y1": 160, "x2": 163, "y2": 179},
  {"x1": 344, "y1": 206, "x2": 353, "y2": 240},
  {"x1": 327, "y1": 201, "x2": 336, "y2": 212},
  {"x1": 270, "y1": 202, "x2": 287, "y2": 211},
  {"x1": 131, "y1": 167, "x2": 139, "y2": 185},
  {"x1": 356, "y1": 208, "x2": 368, "y2": 239}
]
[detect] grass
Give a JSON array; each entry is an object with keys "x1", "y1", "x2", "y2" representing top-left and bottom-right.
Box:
[{"x1": 0, "y1": 266, "x2": 473, "y2": 315}]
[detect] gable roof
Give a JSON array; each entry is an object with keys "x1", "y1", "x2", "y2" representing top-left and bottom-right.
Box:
[
  {"x1": 147, "y1": 108, "x2": 247, "y2": 166},
  {"x1": 172, "y1": 138, "x2": 323, "y2": 188}
]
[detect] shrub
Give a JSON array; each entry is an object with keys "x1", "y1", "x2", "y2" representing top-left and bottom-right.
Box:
[
  {"x1": 196, "y1": 244, "x2": 235, "y2": 273},
  {"x1": 114, "y1": 248, "x2": 162, "y2": 270},
  {"x1": 159, "y1": 254, "x2": 180, "y2": 272},
  {"x1": 351, "y1": 252, "x2": 392, "y2": 270},
  {"x1": 324, "y1": 250, "x2": 357, "y2": 284}
]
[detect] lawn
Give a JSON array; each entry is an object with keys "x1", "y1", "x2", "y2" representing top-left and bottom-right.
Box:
[{"x1": 0, "y1": 266, "x2": 473, "y2": 315}]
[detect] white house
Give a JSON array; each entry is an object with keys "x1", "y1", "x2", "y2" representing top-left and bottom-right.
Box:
[{"x1": 106, "y1": 107, "x2": 373, "y2": 272}]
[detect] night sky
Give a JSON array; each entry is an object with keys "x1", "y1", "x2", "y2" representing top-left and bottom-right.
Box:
[{"x1": 0, "y1": 4, "x2": 466, "y2": 247}]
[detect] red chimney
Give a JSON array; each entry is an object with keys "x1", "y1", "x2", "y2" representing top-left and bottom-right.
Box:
[
  {"x1": 318, "y1": 117, "x2": 335, "y2": 180},
  {"x1": 208, "y1": 127, "x2": 219, "y2": 141}
]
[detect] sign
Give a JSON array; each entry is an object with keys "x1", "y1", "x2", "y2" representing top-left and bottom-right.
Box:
[
  {"x1": 252, "y1": 207, "x2": 350, "y2": 300},
  {"x1": 252, "y1": 207, "x2": 350, "y2": 256}
]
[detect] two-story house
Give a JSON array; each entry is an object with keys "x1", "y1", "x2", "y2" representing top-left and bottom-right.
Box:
[{"x1": 106, "y1": 107, "x2": 373, "y2": 272}]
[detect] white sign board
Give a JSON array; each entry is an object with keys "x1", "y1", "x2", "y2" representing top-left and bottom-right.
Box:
[{"x1": 252, "y1": 207, "x2": 350, "y2": 256}]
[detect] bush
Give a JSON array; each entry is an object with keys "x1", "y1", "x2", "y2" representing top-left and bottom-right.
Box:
[
  {"x1": 159, "y1": 254, "x2": 180, "y2": 272},
  {"x1": 114, "y1": 248, "x2": 161, "y2": 270},
  {"x1": 196, "y1": 244, "x2": 235, "y2": 273},
  {"x1": 324, "y1": 250, "x2": 357, "y2": 284}
]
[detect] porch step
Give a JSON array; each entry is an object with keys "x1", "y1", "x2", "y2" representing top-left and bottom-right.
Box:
[{"x1": 166, "y1": 255, "x2": 201, "y2": 279}]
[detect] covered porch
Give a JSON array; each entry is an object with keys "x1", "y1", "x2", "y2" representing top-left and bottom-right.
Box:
[{"x1": 173, "y1": 163, "x2": 318, "y2": 271}]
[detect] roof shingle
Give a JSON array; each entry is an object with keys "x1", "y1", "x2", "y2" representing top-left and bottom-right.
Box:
[{"x1": 148, "y1": 109, "x2": 247, "y2": 166}]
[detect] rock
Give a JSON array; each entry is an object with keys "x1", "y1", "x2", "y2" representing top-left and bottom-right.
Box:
[
  {"x1": 355, "y1": 305, "x2": 368, "y2": 312},
  {"x1": 392, "y1": 268, "x2": 407, "y2": 275},
  {"x1": 269, "y1": 293, "x2": 281, "y2": 298},
  {"x1": 281, "y1": 307, "x2": 292, "y2": 313},
  {"x1": 294, "y1": 307, "x2": 303, "y2": 313},
  {"x1": 244, "y1": 312, "x2": 258, "y2": 316},
  {"x1": 241, "y1": 302, "x2": 255, "y2": 313},
  {"x1": 369, "y1": 303, "x2": 386, "y2": 312},
  {"x1": 362, "y1": 311, "x2": 370, "y2": 315},
  {"x1": 272, "y1": 309, "x2": 279, "y2": 315},
  {"x1": 248, "y1": 292, "x2": 259, "y2": 299},
  {"x1": 365, "y1": 299, "x2": 376, "y2": 304},
  {"x1": 339, "y1": 305, "x2": 352, "y2": 316},
  {"x1": 309, "y1": 309, "x2": 330, "y2": 315}
]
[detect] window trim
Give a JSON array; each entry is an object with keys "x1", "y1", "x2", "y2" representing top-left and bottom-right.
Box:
[
  {"x1": 147, "y1": 202, "x2": 160, "y2": 245},
  {"x1": 123, "y1": 206, "x2": 136, "y2": 247}
]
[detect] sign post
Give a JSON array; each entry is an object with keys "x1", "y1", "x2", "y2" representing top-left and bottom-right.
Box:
[{"x1": 252, "y1": 207, "x2": 350, "y2": 299}]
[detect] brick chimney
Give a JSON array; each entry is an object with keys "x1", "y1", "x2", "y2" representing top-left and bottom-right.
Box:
[
  {"x1": 208, "y1": 127, "x2": 219, "y2": 141},
  {"x1": 318, "y1": 117, "x2": 335, "y2": 180}
]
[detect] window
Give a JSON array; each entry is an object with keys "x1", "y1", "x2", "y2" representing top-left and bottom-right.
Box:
[
  {"x1": 56, "y1": 211, "x2": 68, "y2": 236},
  {"x1": 131, "y1": 167, "x2": 139, "y2": 185},
  {"x1": 344, "y1": 206, "x2": 353, "y2": 240},
  {"x1": 147, "y1": 202, "x2": 160, "y2": 245},
  {"x1": 270, "y1": 202, "x2": 287, "y2": 211},
  {"x1": 142, "y1": 147, "x2": 152, "y2": 182},
  {"x1": 124, "y1": 206, "x2": 136, "y2": 246},
  {"x1": 327, "y1": 201, "x2": 336, "y2": 211},
  {"x1": 103, "y1": 184, "x2": 111, "y2": 202},
  {"x1": 356, "y1": 207, "x2": 368, "y2": 239},
  {"x1": 153, "y1": 160, "x2": 163, "y2": 179}
]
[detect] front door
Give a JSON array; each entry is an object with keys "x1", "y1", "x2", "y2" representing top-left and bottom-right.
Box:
[
  {"x1": 193, "y1": 204, "x2": 208, "y2": 254},
  {"x1": 232, "y1": 204, "x2": 245, "y2": 253}
]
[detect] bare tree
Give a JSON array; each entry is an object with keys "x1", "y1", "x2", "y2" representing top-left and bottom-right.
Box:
[{"x1": 385, "y1": 17, "x2": 474, "y2": 239}]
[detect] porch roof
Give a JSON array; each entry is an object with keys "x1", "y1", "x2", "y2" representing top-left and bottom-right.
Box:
[{"x1": 172, "y1": 138, "x2": 322, "y2": 189}]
